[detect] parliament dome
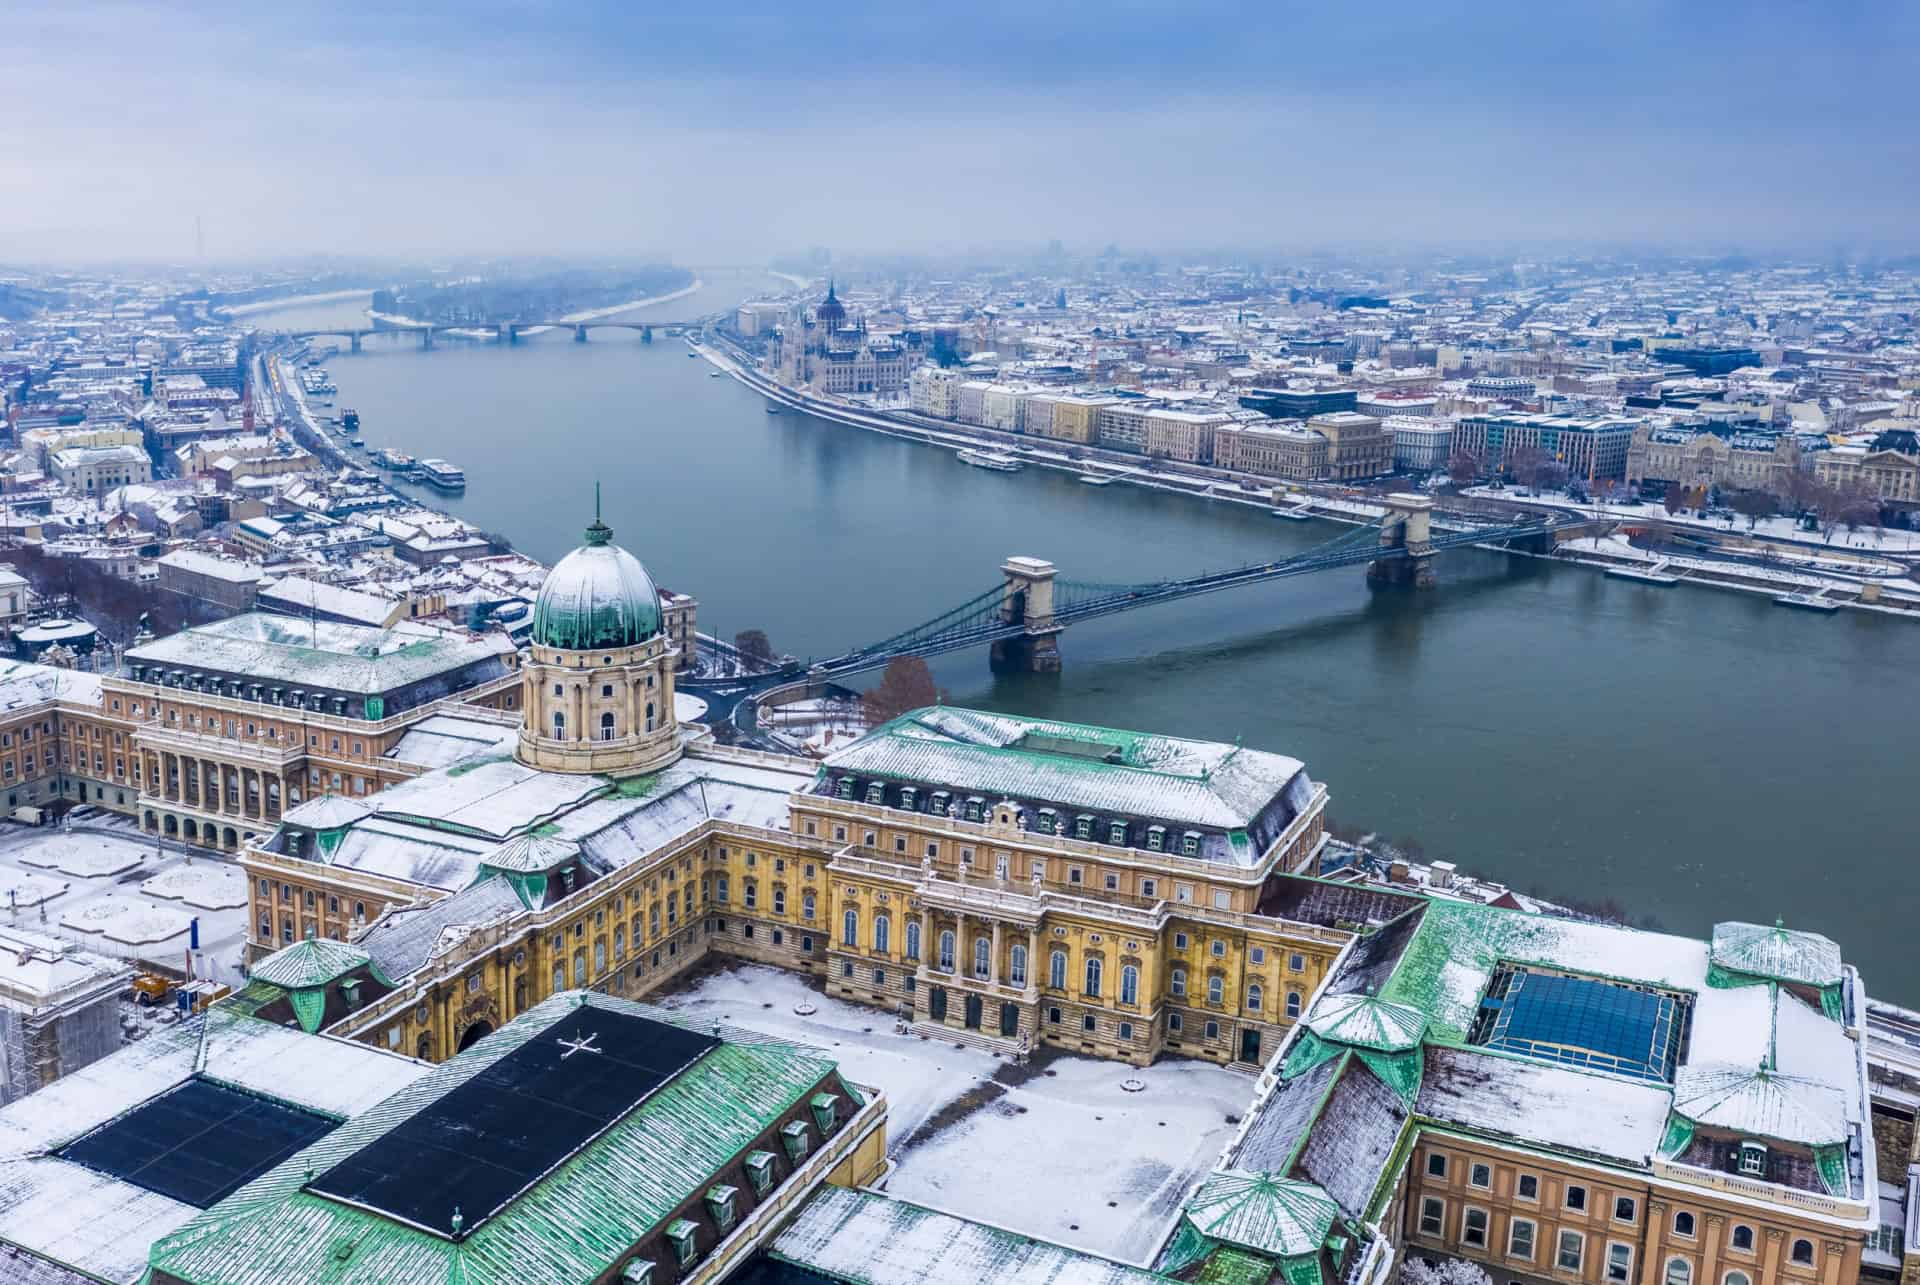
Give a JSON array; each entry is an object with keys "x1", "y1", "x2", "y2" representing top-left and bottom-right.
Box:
[{"x1": 531, "y1": 515, "x2": 662, "y2": 651}]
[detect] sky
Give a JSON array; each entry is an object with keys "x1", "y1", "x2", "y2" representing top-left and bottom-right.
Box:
[{"x1": 4, "y1": 1, "x2": 1918, "y2": 264}]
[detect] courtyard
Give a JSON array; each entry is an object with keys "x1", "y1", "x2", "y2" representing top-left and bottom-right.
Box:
[{"x1": 652, "y1": 960, "x2": 1254, "y2": 1264}]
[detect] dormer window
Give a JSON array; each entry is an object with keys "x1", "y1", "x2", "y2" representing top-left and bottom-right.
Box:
[
  {"x1": 745, "y1": 1149, "x2": 778, "y2": 1195},
  {"x1": 834, "y1": 776, "x2": 855, "y2": 799},
  {"x1": 704, "y1": 1184, "x2": 738, "y2": 1233},
  {"x1": 963, "y1": 796, "x2": 984, "y2": 822},
  {"x1": 665, "y1": 1219, "x2": 699, "y2": 1267},
  {"x1": 864, "y1": 781, "x2": 885, "y2": 806},
  {"x1": 810, "y1": 1092, "x2": 841, "y2": 1134},
  {"x1": 1146, "y1": 825, "x2": 1166, "y2": 852},
  {"x1": 1736, "y1": 1141, "x2": 1767, "y2": 1177},
  {"x1": 930, "y1": 791, "x2": 950, "y2": 815},
  {"x1": 1035, "y1": 808, "x2": 1057, "y2": 834},
  {"x1": 1107, "y1": 820, "x2": 1128, "y2": 846},
  {"x1": 898, "y1": 786, "x2": 917, "y2": 810},
  {"x1": 621, "y1": 1258, "x2": 655, "y2": 1284},
  {"x1": 1074, "y1": 814, "x2": 1094, "y2": 840},
  {"x1": 781, "y1": 1119, "x2": 810, "y2": 1161}
]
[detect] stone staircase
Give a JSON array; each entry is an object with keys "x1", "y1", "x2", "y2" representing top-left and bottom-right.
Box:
[{"x1": 907, "y1": 1020, "x2": 1027, "y2": 1062}]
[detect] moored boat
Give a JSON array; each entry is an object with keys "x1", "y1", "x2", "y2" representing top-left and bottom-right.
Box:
[
  {"x1": 419, "y1": 458, "x2": 467, "y2": 491},
  {"x1": 956, "y1": 448, "x2": 1022, "y2": 472}
]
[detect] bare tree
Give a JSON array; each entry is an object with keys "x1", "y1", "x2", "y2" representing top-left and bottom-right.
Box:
[
  {"x1": 859, "y1": 656, "x2": 947, "y2": 727},
  {"x1": 1509, "y1": 446, "x2": 1550, "y2": 490},
  {"x1": 1446, "y1": 450, "x2": 1481, "y2": 486},
  {"x1": 733, "y1": 629, "x2": 776, "y2": 668},
  {"x1": 1663, "y1": 481, "x2": 1686, "y2": 516},
  {"x1": 1730, "y1": 489, "x2": 1776, "y2": 532}
]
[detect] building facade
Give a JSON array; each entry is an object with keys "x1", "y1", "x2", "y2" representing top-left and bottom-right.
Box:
[{"x1": 1454, "y1": 413, "x2": 1639, "y2": 482}]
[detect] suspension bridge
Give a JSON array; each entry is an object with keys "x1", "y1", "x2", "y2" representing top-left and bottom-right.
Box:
[{"x1": 807, "y1": 495, "x2": 1593, "y2": 678}]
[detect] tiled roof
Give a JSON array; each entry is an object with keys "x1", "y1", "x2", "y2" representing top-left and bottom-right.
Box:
[
  {"x1": 1181, "y1": 1171, "x2": 1338, "y2": 1260},
  {"x1": 1709, "y1": 920, "x2": 1844, "y2": 987},
  {"x1": 249, "y1": 938, "x2": 372, "y2": 990},
  {"x1": 1671, "y1": 1064, "x2": 1849, "y2": 1146}
]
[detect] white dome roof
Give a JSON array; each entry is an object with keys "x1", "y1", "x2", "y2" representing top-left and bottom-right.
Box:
[{"x1": 531, "y1": 516, "x2": 662, "y2": 650}]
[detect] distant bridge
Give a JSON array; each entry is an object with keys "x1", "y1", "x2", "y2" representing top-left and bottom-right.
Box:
[
  {"x1": 810, "y1": 496, "x2": 1596, "y2": 677},
  {"x1": 281, "y1": 319, "x2": 705, "y2": 351}
]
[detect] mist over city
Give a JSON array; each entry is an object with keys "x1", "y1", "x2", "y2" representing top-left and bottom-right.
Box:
[{"x1": 0, "y1": 9, "x2": 1917, "y2": 1285}]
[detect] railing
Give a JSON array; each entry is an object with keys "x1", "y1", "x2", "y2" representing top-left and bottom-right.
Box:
[
  {"x1": 828, "y1": 845, "x2": 1171, "y2": 934},
  {"x1": 1650, "y1": 1158, "x2": 1870, "y2": 1221},
  {"x1": 138, "y1": 726, "x2": 305, "y2": 770}
]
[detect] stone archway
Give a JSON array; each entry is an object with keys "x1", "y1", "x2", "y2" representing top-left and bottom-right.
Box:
[
  {"x1": 223, "y1": 827, "x2": 238, "y2": 850},
  {"x1": 181, "y1": 819, "x2": 195, "y2": 841},
  {"x1": 143, "y1": 810, "x2": 156, "y2": 832},
  {"x1": 456, "y1": 1020, "x2": 494, "y2": 1053}
]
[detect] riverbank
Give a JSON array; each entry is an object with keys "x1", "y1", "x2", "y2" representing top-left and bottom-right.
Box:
[
  {"x1": 702, "y1": 341, "x2": 1920, "y2": 621},
  {"x1": 219, "y1": 287, "x2": 373, "y2": 317}
]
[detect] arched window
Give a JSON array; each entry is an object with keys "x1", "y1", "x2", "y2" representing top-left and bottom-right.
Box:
[
  {"x1": 874, "y1": 914, "x2": 890, "y2": 953},
  {"x1": 1286, "y1": 989, "x2": 1303, "y2": 1018},
  {"x1": 551, "y1": 711, "x2": 566, "y2": 737},
  {"x1": 1730, "y1": 1226, "x2": 1754, "y2": 1253},
  {"x1": 1790, "y1": 1241, "x2": 1813, "y2": 1267},
  {"x1": 1247, "y1": 983, "x2": 1264, "y2": 1012},
  {"x1": 552, "y1": 963, "x2": 564, "y2": 992},
  {"x1": 1665, "y1": 1259, "x2": 1692, "y2": 1285},
  {"x1": 905, "y1": 921, "x2": 921, "y2": 960},
  {"x1": 572, "y1": 951, "x2": 587, "y2": 986},
  {"x1": 1121, "y1": 964, "x2": 1139, "y2": 1005},
  {"x1": 593, "y1": 940, "x2": 606, "y2": 972},
  {"x1": 974, "y1": 936, "x2": 991, "y2": 979},
  {"x1": 599, "y1": 711, "x2": 616, "y2": 741},
  {"x1": 1084, "y1": 956, "x2": 1103, "y2": 998},
  {"x1": 939, "y1": 931, "x2": 956, "y2": 971},
  {"x1": 1171, "y1": 967, "x2": 1188, "y2": 998},
  {"x1": 613, "y1": 926, "x2": 625, "y2": 960},
  {"x1": 645, "y1": 701, "x2": 655, "y2": 732},
  {"x1": 1673, "y1": 1212, "x2": 1695, "y2": 1238},
  {"x1": 1207, "y1": 974, "x2": 1224, "y2": 1005},
  {"x1": 1049, "y1": 949, "x2": 1067, "y2": 989},
  {"x1": 1009, "y1": 943, "x2": 1027, "y2": 985},
  {"x1": 716, "y1": 875, "x2": 729, "y2": 903},
  {"x1": 772, "y1": 886, "x2": 786, "y2": 915},
  {"x1": 743, "y1": 880, "x2": 757, "y2": 909},
  {"x1": 842, "y1": 908, "x2": 859, "y2": 947},
  {"x1": 802, "y1": 891, "x2": 815, "y2": 920},
  {"x1": 1725, "y1": 1273, "x2": 1751, "y2": 1285}
]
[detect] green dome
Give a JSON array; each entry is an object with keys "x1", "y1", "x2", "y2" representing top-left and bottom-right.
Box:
[{"x1": 532, "y1": 517, "x2": 663, "y2": 650}]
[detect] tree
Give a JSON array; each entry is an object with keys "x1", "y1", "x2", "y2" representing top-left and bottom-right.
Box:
[
  {"x1": 1399, "y1": 1258, "x2": 1493, "y2": 1285},
  {"x1": 1662, "y1": 481, "x2": 1686, "y2": 515},
  {"x1": 734, "y1": 629, "x2": 776, "y2": 669},
  {"x1": 860, "y1": 656, "x2": 947, "y2": 727},
  {"x1": 1447, "y1": 451, "x2": 1481, "y2": 486},
  {"x1": 1729, "y1": 489, "x2": 1776, "y2": 532},
  {"x1": 1509, "y1": 446, "x2": 1551, "y2": 490}
]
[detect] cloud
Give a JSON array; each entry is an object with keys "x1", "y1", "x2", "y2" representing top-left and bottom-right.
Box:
[{"x1": 4, "y1": 1, "x2": 1917, "y2": 261}]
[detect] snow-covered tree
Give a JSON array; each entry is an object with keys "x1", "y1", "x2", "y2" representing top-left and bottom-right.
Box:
[{"x1": 1398, "y1": 1256, "x2": 1493, "y2": 1285}]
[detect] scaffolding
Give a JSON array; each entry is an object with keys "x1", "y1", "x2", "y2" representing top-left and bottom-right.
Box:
[{"x1": 0, "y1": 926, "x2": 130, "y2": 1105}]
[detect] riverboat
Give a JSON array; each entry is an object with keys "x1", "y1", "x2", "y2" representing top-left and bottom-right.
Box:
[
  {"x1": 372, "y1": 448, "x2": 417, "y2": 474},
  {"x1": 1774, "y1": 591, "x2": 1840, "y2": 612},
  {"x1": 1077, "y1": 473, "x2": 1115, "y2": 486},
  {"x1": 957, "y1": 449, "x2": 1022, "y2": 473},
  {"x1": 765, "y1": 405, "x2": 781, "y2": 415},
  {"x1": 1269, "y1": 505, "x2": 1314, "y2": 521},
  {"x1": 419, "y1": 459, "x2": 467, "y2": 491}
]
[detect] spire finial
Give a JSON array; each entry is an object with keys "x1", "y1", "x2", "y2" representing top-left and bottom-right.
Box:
[
  {"x1": 595, "y1": 480, "x2": 601, "y2": 523},
  {"x1": 584, "y1": 484, "x2": 613, "y2": 546}
]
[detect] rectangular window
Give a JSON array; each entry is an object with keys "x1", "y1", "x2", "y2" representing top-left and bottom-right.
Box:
[
  {"x1": 1557, "y1": 1231, "x2": 1584, "y2": 1273},
  {"x1": 1470, "y1": 1163, "x2": 1491, "y2": 1190},
  {"x1": 1426, "y1": 1152, "x2": 1447, "y2": 1179},
  {"x1": 1607, "y1": 1243, "x2": 1633, "y2": 1283},
  {"x1": 1420, "y1": 1197, "x2": 1445, "y2": 1237},
  {"x1": 1509, "y1": 1218, "x2": 1535, "y2": 1261},
  {"x1": 1464, "y1": 1207, "x2": 1489, "y2": 1249},
  {"x1": 1565, "y1": 1184, "x2": 1587, "y2": 1212},
  {"x1": 1613, "y1": 1196, "x2": 1636, "y2": 1224}
]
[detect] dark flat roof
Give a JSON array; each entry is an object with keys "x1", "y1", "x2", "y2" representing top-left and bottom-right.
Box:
[
  {"x1": 307, "y1": 1007, "x2": 720, "y2": 1240},
  {"x1": 57, "y1": 1076, "x2": 338, "y2": 1209}
]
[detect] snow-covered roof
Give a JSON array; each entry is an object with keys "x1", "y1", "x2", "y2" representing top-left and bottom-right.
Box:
[
  {"x1": 126, "y1": 613, "x2": 510, "y2": 697},
  {"x1": 1672, "y1": 1064, "x2": 1850, "y2": 1146},
  {"x1": 1710, "y1": 919, "x2": 1844, "y2": 987},
  {"x1": 0, "y1": 1008, "x2": 426, "y2": 1284},
  {"x1": 770, "y1": 1186, "x2": 1167, "y2": 1285},
  {"x1": 478, "y1": 834, "x2": 580, "y2": 875},
  {"x1": 1305, "y1": 991, "x2": 1425, "y2": 1053},
  {"x1": 1417, "y1": 1046, "x2": 1673, "y2": 1165},
  {"x1": 281, "y1": 795, "x2": 372, "y2": 831},
  {"x1": 249, "y1": 937, "x2": 372, "y2": 990},
  {"x1": 1182, "y1": 1170, "x2": 1339, "y2": 1259}
]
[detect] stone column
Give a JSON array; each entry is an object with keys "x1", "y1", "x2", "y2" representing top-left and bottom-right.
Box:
[
  {"x1": 991, "y1": 920, "x2": 1003, "y2": 984},
  {"x1": 1701, "y1": 1216, "x2": 1723, "y2": 1285},
  {"x1": 954, "y1": 912, "x2": 965, "y2": 975},
  {"x1": 1645, "y1": 1200, "x2": 1667, "y2": 1285},
  {"x1": 920, "y1": 908, "x2": 932, "y2": 967},
  {"x1": 572, "y1": 684, "x2": 584, "y2": 742},
  {"x1": 1027, "y1": 927, "x2": 1039, "y2": 989},
  {"x1": 630, "y1": 675, "x2": 642, "y2": 737}
]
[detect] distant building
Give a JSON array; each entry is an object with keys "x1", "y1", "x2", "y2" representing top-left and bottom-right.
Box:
[
  {"x1": 1143, "y1": 407, "x2": 1229, "y2": 464},
  {"x1": 1465, "y1": 374, "x2": 1536, "y2": 403},
  {"x1": 1453, "y1": 412, "x2": 1638, "y2": 481},
  {"x1": 1813, "y1": 431, "x2": 1920, "y2": 508},
  {"x1": 908, "y1": 366, "x2": 962, "y2": 418},
  {"x1": 49, "y1": 443, "x2": 150, "y2": 495},
  {"x1": 1627, "y1": 424, "x2": 1801, "y2": 496},
  {"x1": 157, "y1": 549, "x2": 263, "y2": 614},
  {"x1": 1214, "y1": 419, "x2": 1329, "y2": 480},
  {"x1": 1388, "y1": 416, "x2": 1455, "y2": 472},
  {"x1": 1307, "y1": 411, "x2": 1391, "y2": 480},
  {"x1": 0, "y1": 925, "x2": 127, "y2": 1105},
  {"x1": 1240, "y1": 387, "x2": 1358, "y2": 419}
]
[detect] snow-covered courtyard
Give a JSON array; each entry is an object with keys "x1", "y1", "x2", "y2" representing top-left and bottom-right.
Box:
[
  {"x1": 140, "y1": 860, "x2": 248, "y2": 910},
  {"x1": 17, "y1": 831, "x2": 149, "y2": 878},
  {"x1": 652, "y1": 961, "x2": 1254, "y2": 1263}
]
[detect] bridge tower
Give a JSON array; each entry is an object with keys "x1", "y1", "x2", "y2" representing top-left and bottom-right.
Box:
[
  {"x1": 420, "y1": 329, "x2": 434, "y2": 351},
  {"x1": 574, "y1": 325, "x2": 589, "y2": 343},
  {"x1": 990, "y1": 557, "x2": 1063, "y2": 674},
  {"x1": 1367, "y1": 494, "x2": 1437, "y2": 589},
  {"x1": 349, "y1": 333, "x2": 362, "y2": 354},
  {"x1": 641, "y1": 325, "x2": 653, "y2": 344}
]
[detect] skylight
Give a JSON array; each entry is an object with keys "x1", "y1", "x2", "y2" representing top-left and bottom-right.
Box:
[{"x1": 1468, "y1": 965, "x2": 1691, "y2": 1084}]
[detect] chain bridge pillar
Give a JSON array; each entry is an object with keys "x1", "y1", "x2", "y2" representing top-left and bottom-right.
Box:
[
  {"x1": 990, "y1": 556, "x2": 1063, "y2": 674},
  {"x1": 420, "y1": 328, "x2": 434, "y2": 350},
  {"x1": 573, "y1": 325, "x2": 589, "y2": 343},
  {"x1": 349, "y1": 333, "x2": 362, "y2": 353},
  {"x1": 1367, "y1": 494, "x2": 1437, "y2": 589}
]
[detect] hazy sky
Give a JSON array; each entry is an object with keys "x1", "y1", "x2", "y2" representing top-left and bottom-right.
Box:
[{"x1": 5, "y1": 1, "x2": 1917, "y2": 263}]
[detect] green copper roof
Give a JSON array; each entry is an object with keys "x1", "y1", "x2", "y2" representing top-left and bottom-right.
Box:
[
  {"x1": 478, "y1": 834, "x2": 581, "y2": 875},
  {"x1": 1670, "y1": 1063, "x2": 1849, "y2": 1145},
  {"x1": 1182, "y1": 1170, "x2": 1339, "y2": 1260},
  {"x1": 250, "y1": 938, "x2": 373, "y2": 990},
  {"x1": 1709, "y1": 920, "x2": 1844, "y2": 988},
  {"x1": 146, "y1": 993, "x2": 845, "y2": 1285},
  {"x1": 531, "y1": 518, "x2": 662, "y2": 650},
  {"x1": 1305, "y1": 991, "x2": 1425, "y2": 1053}
]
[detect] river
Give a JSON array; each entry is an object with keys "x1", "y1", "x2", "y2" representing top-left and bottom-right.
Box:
[{"x1": 246, "y1": 271, "x2": 1920, "y2": 996}]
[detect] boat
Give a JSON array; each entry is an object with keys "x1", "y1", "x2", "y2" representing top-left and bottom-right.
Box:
[
  {"x1": 1605, "y1": 559, "x2": 1679, "y2": 586},
  {"x1": 372, "y1": 448, "x2": 416, "y2": 473},
  {"x1": 340, "y1": 409, "x2": 360, "y2": 434},
  {"x1": 709, "y1": 370, "x2": 723, "y2": 378},
  {"x1": 956, "y1": 449, "x2": 1022, "y2": 472},
  {"x1": 1269, "y1": 506, "x2": 1314, "y2": 521},
  {"x1": 419, "y1": 459, "x2": 467, "y2": 491},
  {"x1": 1077, "y1": 473, "x2": 1115, "y2": 486},
  {"x1": 765, "y1": 405, "x2": 781, "y2": 415},
  {"x1": 1773, "y1": 591, "x2": 1840, "y2": 612}
]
